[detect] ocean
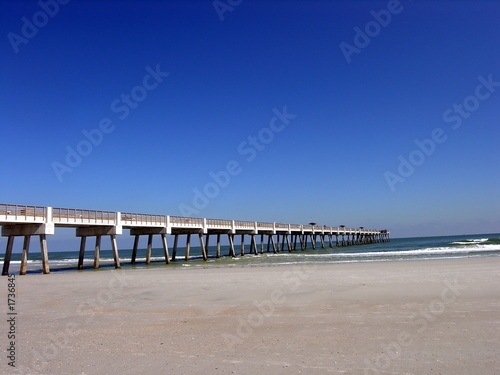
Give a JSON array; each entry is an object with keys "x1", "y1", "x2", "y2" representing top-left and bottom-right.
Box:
[{"x1": 3, "y1": 233, "x2": 500, "y2": 274}]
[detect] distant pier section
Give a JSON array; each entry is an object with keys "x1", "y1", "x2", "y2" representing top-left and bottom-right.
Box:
[{"x1": 1, "y1": 204, "x2": 390, "y2": 275}]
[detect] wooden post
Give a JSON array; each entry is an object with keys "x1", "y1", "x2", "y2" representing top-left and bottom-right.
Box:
[
  {"x1": 328, "y1": 234, "x2": 333, "y2": 248},
  {"x1": 78, "y1": 236, "x2": 86, "y2": 270},
  {"x1": 336, "y1": 234, "x2": 339, "y2": 247},
  {"x1": 276, "y1": 234, "x2": 281, "y2": 252},
  {"x1": 320, "y1": 234, "x2": 325, "y2": 249},
  {"x1": 281, "y1": 234, "x2": 286, "y2": 252},
  {"x1": 311, "y1": 234, "x2": 316, "y2": 249},
  {"x1": 19, "y1": 235, "x2": 31, "y2": 276},
  {"x1": 172, "y1": 234, "x2": 178, "y2": 261},
  {"x1": 146, "y1": 234, "x2": 153, "y2": 264},
  {"x1": 131, "y1": 234, "x2": 140, "y2": 264},
  {"x1": 260, "y1": 234, "x2": 264, "y2": 254},
  {"x1": 110, "y1": 235, "x2": 120, "y2": 269},
  {"x1": 267, "y1": 234, "x2": 271, "y2": 253},
  {"x1": 216, "y1": 234, "x2": 221, "y2": 258},
  {"x1": 39, "y1": 234, "x2": 50, "y2": 274},
  {"x1": 199, "y1": 233, "x2": 207, "y2": 261},
  {"x1": 240, "y1": 234, "x2": 245, "y2": 256},
  {"x1": 228, "y1": 234, "x2": 235, "y2": 257},
  {"x1": 93, "y1": 235, "x2": 101, "y2": 269},
  {"x1": 161, "y1": 234, "x2": 170, "y2": 264},
  {"x1": 185, "y1": 233, "x2": 191, "y2": 261},
  {"x1": 2, "y1": 236, "x2": 15, "y2": 276}
]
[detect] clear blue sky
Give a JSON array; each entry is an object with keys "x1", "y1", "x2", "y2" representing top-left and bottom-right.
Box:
[{"x1": 1, "y1": 0, "x2": 499, "y2": 240}]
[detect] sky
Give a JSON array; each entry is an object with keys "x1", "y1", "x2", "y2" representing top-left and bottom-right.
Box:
[{"x1": 1, "y1": 0, "x2": 499, "y2": 247}]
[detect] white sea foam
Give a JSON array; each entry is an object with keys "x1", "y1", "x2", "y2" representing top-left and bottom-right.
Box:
[{"x1": 265, "y1": 244, "x2": 500, "y2": 259}]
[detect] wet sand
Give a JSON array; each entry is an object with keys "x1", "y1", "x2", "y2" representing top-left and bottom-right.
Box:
[{"x1": 3, "y1": 257, "x2": 500, "y2": 374}]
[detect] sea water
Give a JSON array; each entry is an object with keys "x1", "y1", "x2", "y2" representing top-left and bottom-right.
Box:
[{"x1": 2, "y1": 233, "x2": 500, "y2": 274}]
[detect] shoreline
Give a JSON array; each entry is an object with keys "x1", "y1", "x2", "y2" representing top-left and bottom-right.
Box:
[
  {"x1": 3, "y1": 256, "x2": 500, "y2": 374},
  {"x1": 6, "y1": 252, "x2": 500, "y2": 275}
]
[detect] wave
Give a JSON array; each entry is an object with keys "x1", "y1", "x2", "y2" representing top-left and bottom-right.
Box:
[
  {"x1": 451, "y1": 238, "x2": 500, "y2": 246},
  {"x1": 266, "y1": 245, "x2": 500, "y2": 259}
]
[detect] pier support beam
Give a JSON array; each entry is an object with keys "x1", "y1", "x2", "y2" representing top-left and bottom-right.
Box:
[
  {"x1": 161, "y1": 234, "x2": 170, "y2": 264},
  {"x1": 216, "y1": 234, "x2": 221, "y2": 258},
  {"x1": 199, "y1": 233, "x2": 207, "y2": 261},
  {"x1": 146, "y1": 234, "x2": 153, "y2": 264},
  {"x1": 270, "y1": 235, "x2": 277, "y2": 253},
  {"x1": 286, "y1": 234, "x2": 292, "y2": 252},
  {"x1": 131, "y1": 235, "x2": 139, "y2": 265},
  {"x1": 250, "y1": 234, "x2": 258, "y2": 255},
  {"x1": 228, "y1": 234, "x2": 236, "y2": 257},
  {"x1": 19, "y1": 236, "x2": 31, "y2": 276},
  {"x1": 172, "y1": 234, "x2": 179, "y2": 261},
  {"x1": 2, "y1": 224, "x2": 54, "y2": 275},
  {"x1": 185, "y1": 234, "x2": 191, "y2": 261},
  {"x1": 129, "y1": 228, "x2": 169, "y2": 265},
  {"x1": 240, "y1": 234, "x2": 245, "y2": 256},
  {"x1": 206, "y1": 234, "x2": 210, "y2": 258},
  {"x1": 1, "y1": 236, "x2": 14, "y2": 276},
  {"x1": 78, "y1": 236, "x2": 87, "y2": 270},
  {"x1": 111, "y1": 235, "x2": 120, "y2": 269},
  {"x1": 75, "y1": 226, "x2": 120, "y2": 270}
]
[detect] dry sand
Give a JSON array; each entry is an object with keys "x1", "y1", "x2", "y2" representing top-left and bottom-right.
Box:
[{"x1": 2, "y1": 257, "x2": 500, "y2": 375}]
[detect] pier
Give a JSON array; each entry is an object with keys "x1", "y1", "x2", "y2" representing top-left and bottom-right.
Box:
[{"x1": 0, "y1": 204, "x2": 390, "y2": 275}]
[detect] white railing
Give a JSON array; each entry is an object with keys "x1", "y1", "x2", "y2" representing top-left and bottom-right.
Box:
[
  {"x1": 121, "y1": 212, "x2": 167, "y2": 226},
  {"x1": 52, "y1": 207, "x2": 115, "y2": 225},
  {"x1": 0, "y1": 204, "x2": 46, "y2": 222},
  {"x1": 0, "y1": 204, "x2": 388, "y2": 235},
  {"x1": 170, "y1": 216, "x2": 204, "y2": 227}
]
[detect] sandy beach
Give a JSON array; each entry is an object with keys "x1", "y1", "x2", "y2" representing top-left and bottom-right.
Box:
[{"x1": 3, "y1": 257, "x2": 500, "y2": 375}]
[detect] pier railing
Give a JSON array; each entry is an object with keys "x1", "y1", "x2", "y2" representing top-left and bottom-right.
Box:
[
  {"x1": 206, "y1": 218, "x2": 232, "y2": 227},
  {"x1": 234, "y1": 220, "x2": 254, "y2": 229},
  {"x1": 170, "y1": 216, "x2": 204, "y2": 227},
  {"x1": 257, "y1": 222, "x2": 274, "y2": 229},
  {"x1": 0, "y1": 204, "x2": 46, "y2": 222},
  {"x1": 52, "y1": 207, "x2": 116, "y2": 225},
  {"x1": 121, "y1": 212, "x2": 167, "y2": 226}
]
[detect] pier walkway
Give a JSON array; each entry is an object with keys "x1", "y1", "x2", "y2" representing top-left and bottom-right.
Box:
[{"x1": 0, "y1": 204, "x2": 390, "y2": 275}]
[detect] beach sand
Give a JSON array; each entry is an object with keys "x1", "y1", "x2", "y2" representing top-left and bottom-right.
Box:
[{"x1": 4, "y1": 257, "x2": 500, "y2": 374}]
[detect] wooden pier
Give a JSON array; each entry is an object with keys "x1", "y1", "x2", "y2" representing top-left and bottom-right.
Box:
[{"x1": 0, "y1": 204, "x2": 390, "y2": 275}]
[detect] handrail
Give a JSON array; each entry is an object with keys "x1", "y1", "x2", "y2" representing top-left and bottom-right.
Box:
[
  {"x1": 1, "y1": 204, "x2": 388, "y2": 234},
  {"x1": 206, "y1": 218, "x2": 232, "y2": 227},
  {"x1": 52, "y1": 207, "x2": 115, "y2": 223},
  {"x1": 0, "y1": 204, "x2": 46, "y2": 220},
  {"x1": 234, "y1": 220, "x2": 254, "y2": 228},
  {"x1": 121, "y1": 212, "x2": 167, "y2": 225},
  {"x1": 170, "y1": 216, "x2": 203, "y2": 226},
  {"x1": 257, "y1": 222, "x2": 274, "y2": 229}
]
